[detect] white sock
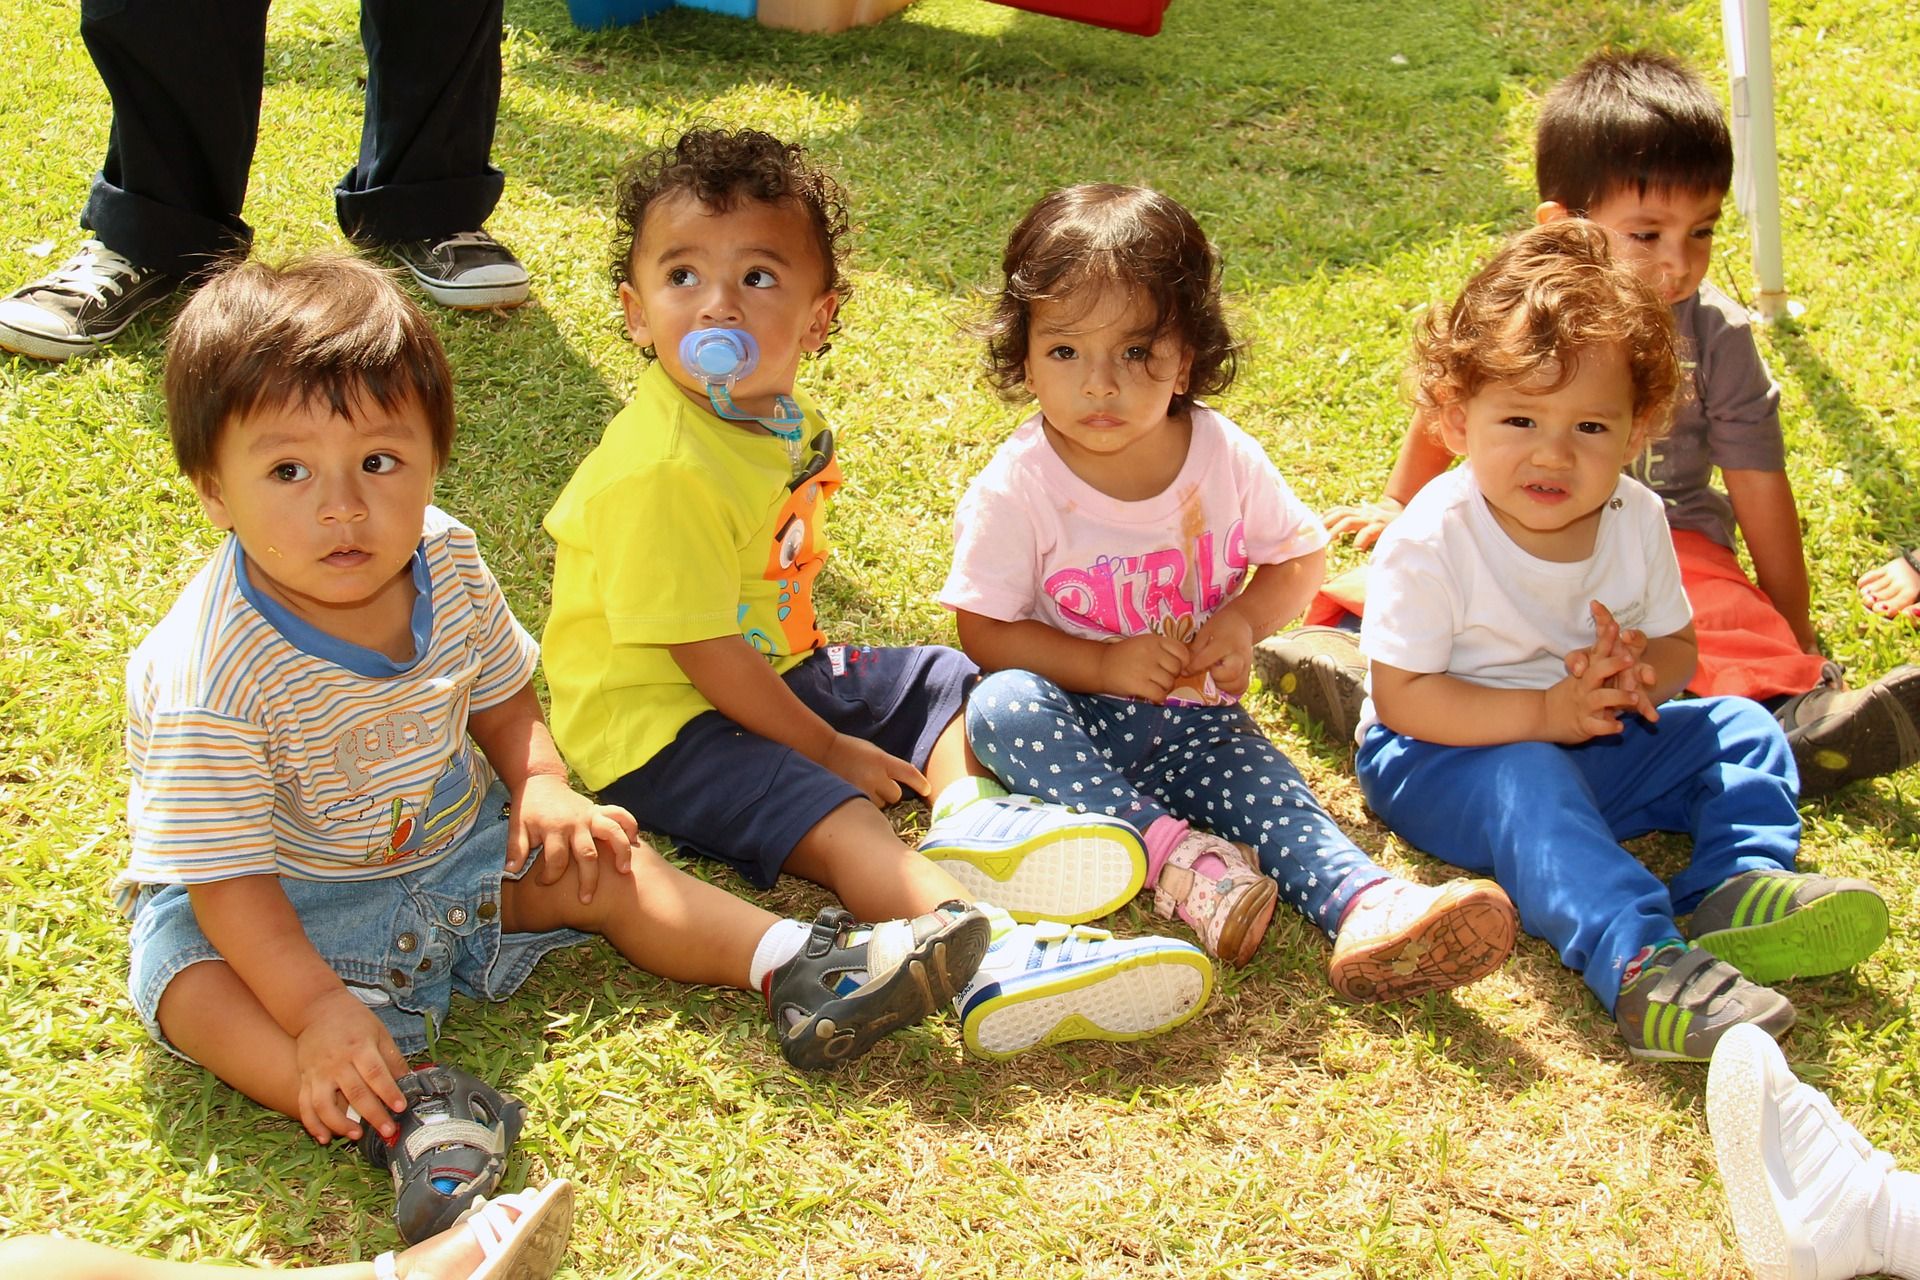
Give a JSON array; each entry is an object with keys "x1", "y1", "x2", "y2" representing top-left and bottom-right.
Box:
[
  {"x1": 1876, "y1": 1168, "x2": 1920, "y2": 1280},
  {"x1": 747, "y1": 918, "x2": 809, "y2": 991},
  {"x1": 931, "y1": 774, "x2": 1009, "y2": 821}
]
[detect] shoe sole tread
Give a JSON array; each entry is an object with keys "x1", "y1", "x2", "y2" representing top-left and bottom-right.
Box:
[
  {"x1": 960, "y1": 945, "x2": 1212, "y2": 1060},
  {"x1": 1691, "y1": 889, "x2": 1889, "y2": 985},
  {"x1": 925, "y1": 829, "x2": 1146, "y2": 925},
  {"x1": 1329, "y1": 884, "x2": 1517, "y2": 1003}
]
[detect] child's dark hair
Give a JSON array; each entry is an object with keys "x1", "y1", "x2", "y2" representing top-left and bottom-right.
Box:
[
  {"x1": 1412, "y1": 220, "x2": 1683, "y2": 437},
  {"x1": 164, "y1": 255, "x2": 454, "y2": 483},
  {"x1": 1535, "y1": 49, "x2": 1733, "y2": 212},
  {"x1": 981, "y1": 184, "x2": 1240, "y2": 415},
  {"x1": 609, "y1": 127, "x2": 852, "y2": 352}
]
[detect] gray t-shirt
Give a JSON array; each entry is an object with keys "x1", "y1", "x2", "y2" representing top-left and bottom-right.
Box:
[{"x1": 1625, "y1": 279, "x2": 1784, "y2": 549}]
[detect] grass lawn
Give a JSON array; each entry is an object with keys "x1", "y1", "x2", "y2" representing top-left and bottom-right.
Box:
[{"x1": 3, "y1": 0, "x2": 1918, "y2": 1276}]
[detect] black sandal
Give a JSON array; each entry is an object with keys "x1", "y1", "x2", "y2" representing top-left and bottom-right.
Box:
[
  {"x1": 357, "y1": 1064, "x2": 527, "y2": 1244},
  {"x1": 766, "y1": 902, "x2": 990, "y2": 1071}
]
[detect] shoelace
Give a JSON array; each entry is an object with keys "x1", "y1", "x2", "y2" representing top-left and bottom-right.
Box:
[
  {"x1": 425, "y1": 231, "x2": 501, "y2": 254},
  {"x1": 32, "y1": 240, "x2": 145, "y2": 304}
]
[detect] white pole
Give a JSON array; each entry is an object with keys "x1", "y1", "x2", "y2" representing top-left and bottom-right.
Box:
[{"x1": 1723, "y1": 0, "x2": 1791, "y2": 320}]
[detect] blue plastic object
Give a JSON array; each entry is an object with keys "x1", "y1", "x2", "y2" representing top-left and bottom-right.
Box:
[
  {"x1": 565, "y1": 0, "x2": 672, "y2": 29},
  {"x1": 677, "y1": 328, "x2": 805, "y2": 441},
  {"x1": 679, "y1": 0, "x2": 756, "y2": 14}
]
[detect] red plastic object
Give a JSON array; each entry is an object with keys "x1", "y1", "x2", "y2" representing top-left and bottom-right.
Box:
[{"x1": 983, "y1": 0, "x2": 1170, "y2": 36}]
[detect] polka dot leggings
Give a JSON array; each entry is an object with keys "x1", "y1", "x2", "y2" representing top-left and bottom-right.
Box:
[{"x1": 966, "y1": 668, "x2": 1386, "y2": 938}]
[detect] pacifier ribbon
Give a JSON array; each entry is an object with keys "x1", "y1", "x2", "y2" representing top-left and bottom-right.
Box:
[{"x1": 679, "y1": 328, "x2": 806, "y2": 443}]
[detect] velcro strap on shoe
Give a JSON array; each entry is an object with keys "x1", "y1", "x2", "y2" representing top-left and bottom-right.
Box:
[
  {"x1": 403, "y1": 1116, "x2": 505, "y2": 1165},
  {"x1": 1152, "y1": 864, "x2": 1192, "y2": 919},
  {"x1": 1644, "y1": 946, "x2": 1734, "y2": 1006},
  {"x1": 804, "y1": 908, "x2": 853, "y2": 957}
]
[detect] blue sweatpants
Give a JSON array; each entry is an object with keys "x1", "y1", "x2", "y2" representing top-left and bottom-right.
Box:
[
  {"x1": 966, "y1": 668, "x2": 1388, "y2": 938},
  {"x1": 1355, "y1": 696, "x2": 1799, "y2": 1012}
]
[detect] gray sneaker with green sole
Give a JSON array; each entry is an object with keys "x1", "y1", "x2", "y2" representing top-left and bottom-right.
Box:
[
  {"x1": 1614, "y1": 942, "x2": 1796, "y2": 1062},
  {"x1": 1687, "y1": 870, "x2": 1888, "y2": 986}
]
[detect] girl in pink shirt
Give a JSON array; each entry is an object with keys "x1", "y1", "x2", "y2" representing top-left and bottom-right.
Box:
[{"x1": 940, "y1": 183, "x2": 1515, "y2": 995}]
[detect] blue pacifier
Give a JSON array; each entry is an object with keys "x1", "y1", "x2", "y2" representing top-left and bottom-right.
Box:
[{"x1": 678, "y1": 328, "x2": 806, "y2": 442}]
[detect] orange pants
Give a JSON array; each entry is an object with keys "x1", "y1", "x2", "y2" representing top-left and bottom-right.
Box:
[{"x1": 1308, "y1": 528, "x2": 1826, "y2": 701}]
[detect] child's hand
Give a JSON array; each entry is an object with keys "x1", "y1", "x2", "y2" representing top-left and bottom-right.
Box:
[
  {"x1": 1322, "y1": 497, "x2": 1405, "y2": 549},
  {"x1": 291, "y1": 988, "x2": 411, "y2": 1145},
  {"x1": 823, "y1": 733, "x2": 929, "y2": 807},
  {"x1": 1098, "y1": 633, "x2": 1191, "y2": 702},
  {"x1": 1543, "y1": 645, "x2": 1646, "y2": 743},
  {"x1": 1188, "y1": 611, "x2": 1255, "y2": 698},
  {"x1": 1564, "y1": 600, "x2": 1660, "y2": 723},
  {"x1": 512, "y1": 773, "x2": 639, "y2": 905}
]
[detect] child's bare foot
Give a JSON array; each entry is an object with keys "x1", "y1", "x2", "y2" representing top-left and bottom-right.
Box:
[
  {"x1": 387, "y1": 1180, "x2": 574, "y2": 1280},
  {"x1": 1858, "y1": 551, "x2": 1920, "y2": 623}
]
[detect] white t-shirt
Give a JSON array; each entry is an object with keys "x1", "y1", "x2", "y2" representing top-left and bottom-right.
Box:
[
  {"x1": 1356, "y1": 468, "x2": 1692, "y2": 738},
  {"x1": 940, "y1": 404, "x2": 1328, "y2": 704}
]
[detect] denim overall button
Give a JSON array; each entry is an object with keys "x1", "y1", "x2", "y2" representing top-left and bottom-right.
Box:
[
  {"x1": 446, "y1": 906, "x2": 469, "y2": 927},
  {"x1": 389, "y1": 969, "x2": 410, "y2": 987},
  {"x1": 395, "y1": 932, "x2": 418, "y2": 953},
  {"x1": 477, "y1": 902, "x2": 497, "y2": 921}
]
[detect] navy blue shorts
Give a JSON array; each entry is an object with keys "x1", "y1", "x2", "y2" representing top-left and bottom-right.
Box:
[{"x1": 601, "y1": 644, "x2": 976, "y2": 888}]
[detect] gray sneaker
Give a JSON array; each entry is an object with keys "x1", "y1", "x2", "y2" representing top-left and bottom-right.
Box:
[
  {"x1": 387, "y1": 230, "x2": 530, "y2": 310},
  {"x1": 1253, "y1": 625, "x2": 1367, "y2": 748},
  {"x1": 1776, "y1": 664, "x2": 1920, "y2": 798},
  {"x1": 0, "y1": 240, "x2": 177, "y2": 361},
  {"x1": 1614, "y1": 941, "x2": 1795, "y2": 1062},
  {"x1": 1687, "y1": 870, "x2": 1888, "y2": 985}
]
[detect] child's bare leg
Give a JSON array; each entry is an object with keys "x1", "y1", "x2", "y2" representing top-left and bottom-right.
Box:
[
  {"x1": 924, "y1": 712, "x2": 992, "y2": 797},
  {"x1": 0, "y1": 1236, "x2": 379, "y2": 1279},
  {"x1": 1859, "y1": 551, "x2": 1920, "y2": 621},
  {"x1": 0, "y1": 1178, "x2": 565, "y2": 1280},
  {"x1": 782, "y1": 800, "x2": 971, "y2": 919},
  {"x1": 153, "y1": 960, "x2": 306, "y2": 1122},
  {"x1": 503, "y1": 839, "x2": 779, "y2": 987}
]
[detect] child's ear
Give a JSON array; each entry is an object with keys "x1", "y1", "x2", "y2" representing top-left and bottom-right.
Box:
[
  {"x1": 617, "y1": 282, "x2": 651, "y2": 351},
  {"x1": 800, "y1": 291, "x2": 839, "y2": 353},
  {"x1": 1535, "y1": 200, "x2": 1573, "y2": 225},
  {"x1": 1435, "y1": 402, "x2": 1471, "y2": 456},
  {"x1": 194, "y1": 473, "x2": 234, "y2": 531},
  {"x1": 1173, "y1": 348, "x2": 1193, "y2": 397},
  {"x1": 1627, "y1": 410, "x2": 1659, "y2": 455}
]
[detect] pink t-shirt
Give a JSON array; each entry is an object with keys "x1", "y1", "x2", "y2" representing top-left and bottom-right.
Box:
[{"x1": 940, "y1": 405, "x2": 1328, "y2": 703}]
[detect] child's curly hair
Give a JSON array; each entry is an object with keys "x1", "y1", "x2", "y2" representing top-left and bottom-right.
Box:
[
  {"x1": 981, "y1": 184, "x2": 1241, "y2": 414},
  {"x1": 1411, "y1": 219, "x2": 1684, "y2": 438},
  {"x1": 609, "y1": 126, "x2": 853, "y2": 353}
]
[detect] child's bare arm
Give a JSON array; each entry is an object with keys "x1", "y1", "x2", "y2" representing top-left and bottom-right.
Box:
[
  {"x1": 1324, "y1": 410, "x2": 1454, "y2": 548},
  {"x1": 669, "y1": 635, "x2": 928, "y2": 804},
  {"x1": 186, "y1": 876, "x2": 410, "y2": 1143},
  {"x1": 1188, "y1": 548, "x2": 1326, "y2": 696},
  {"x1": 468, "y1": 682, "x2": 640, "y2": 904},
  {"x1": 955, "y1": 609, "x2": 1189, "y2": 703},
  {"x1": 1371, "y1": 649, "x2": 1646, "y2": 747},
  {"x1": 1724, "y1": 468, "x2": 1818, "y2": 653}
]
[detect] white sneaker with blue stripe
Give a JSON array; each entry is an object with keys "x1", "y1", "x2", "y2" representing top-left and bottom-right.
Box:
[
  {"x1": 918, "y1": 780, "x2": 1146, "y2": 925},
  {"x1": 955, "y1": 908, "x2": 1213, "y2": 1060}
]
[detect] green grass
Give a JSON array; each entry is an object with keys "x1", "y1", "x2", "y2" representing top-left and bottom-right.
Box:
[{"x1": 3, "y1": 0, "x2": 1918, "y2": 1276}]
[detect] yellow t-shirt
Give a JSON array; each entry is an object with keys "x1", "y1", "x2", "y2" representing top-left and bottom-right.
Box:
[{"x1": 543, "y1": 361, "x2": 841, "y2": 790}]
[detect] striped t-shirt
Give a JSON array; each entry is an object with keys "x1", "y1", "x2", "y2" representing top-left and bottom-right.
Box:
[{"x1": 118, "y1": 506, "x2": 538, "y2": 914}]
